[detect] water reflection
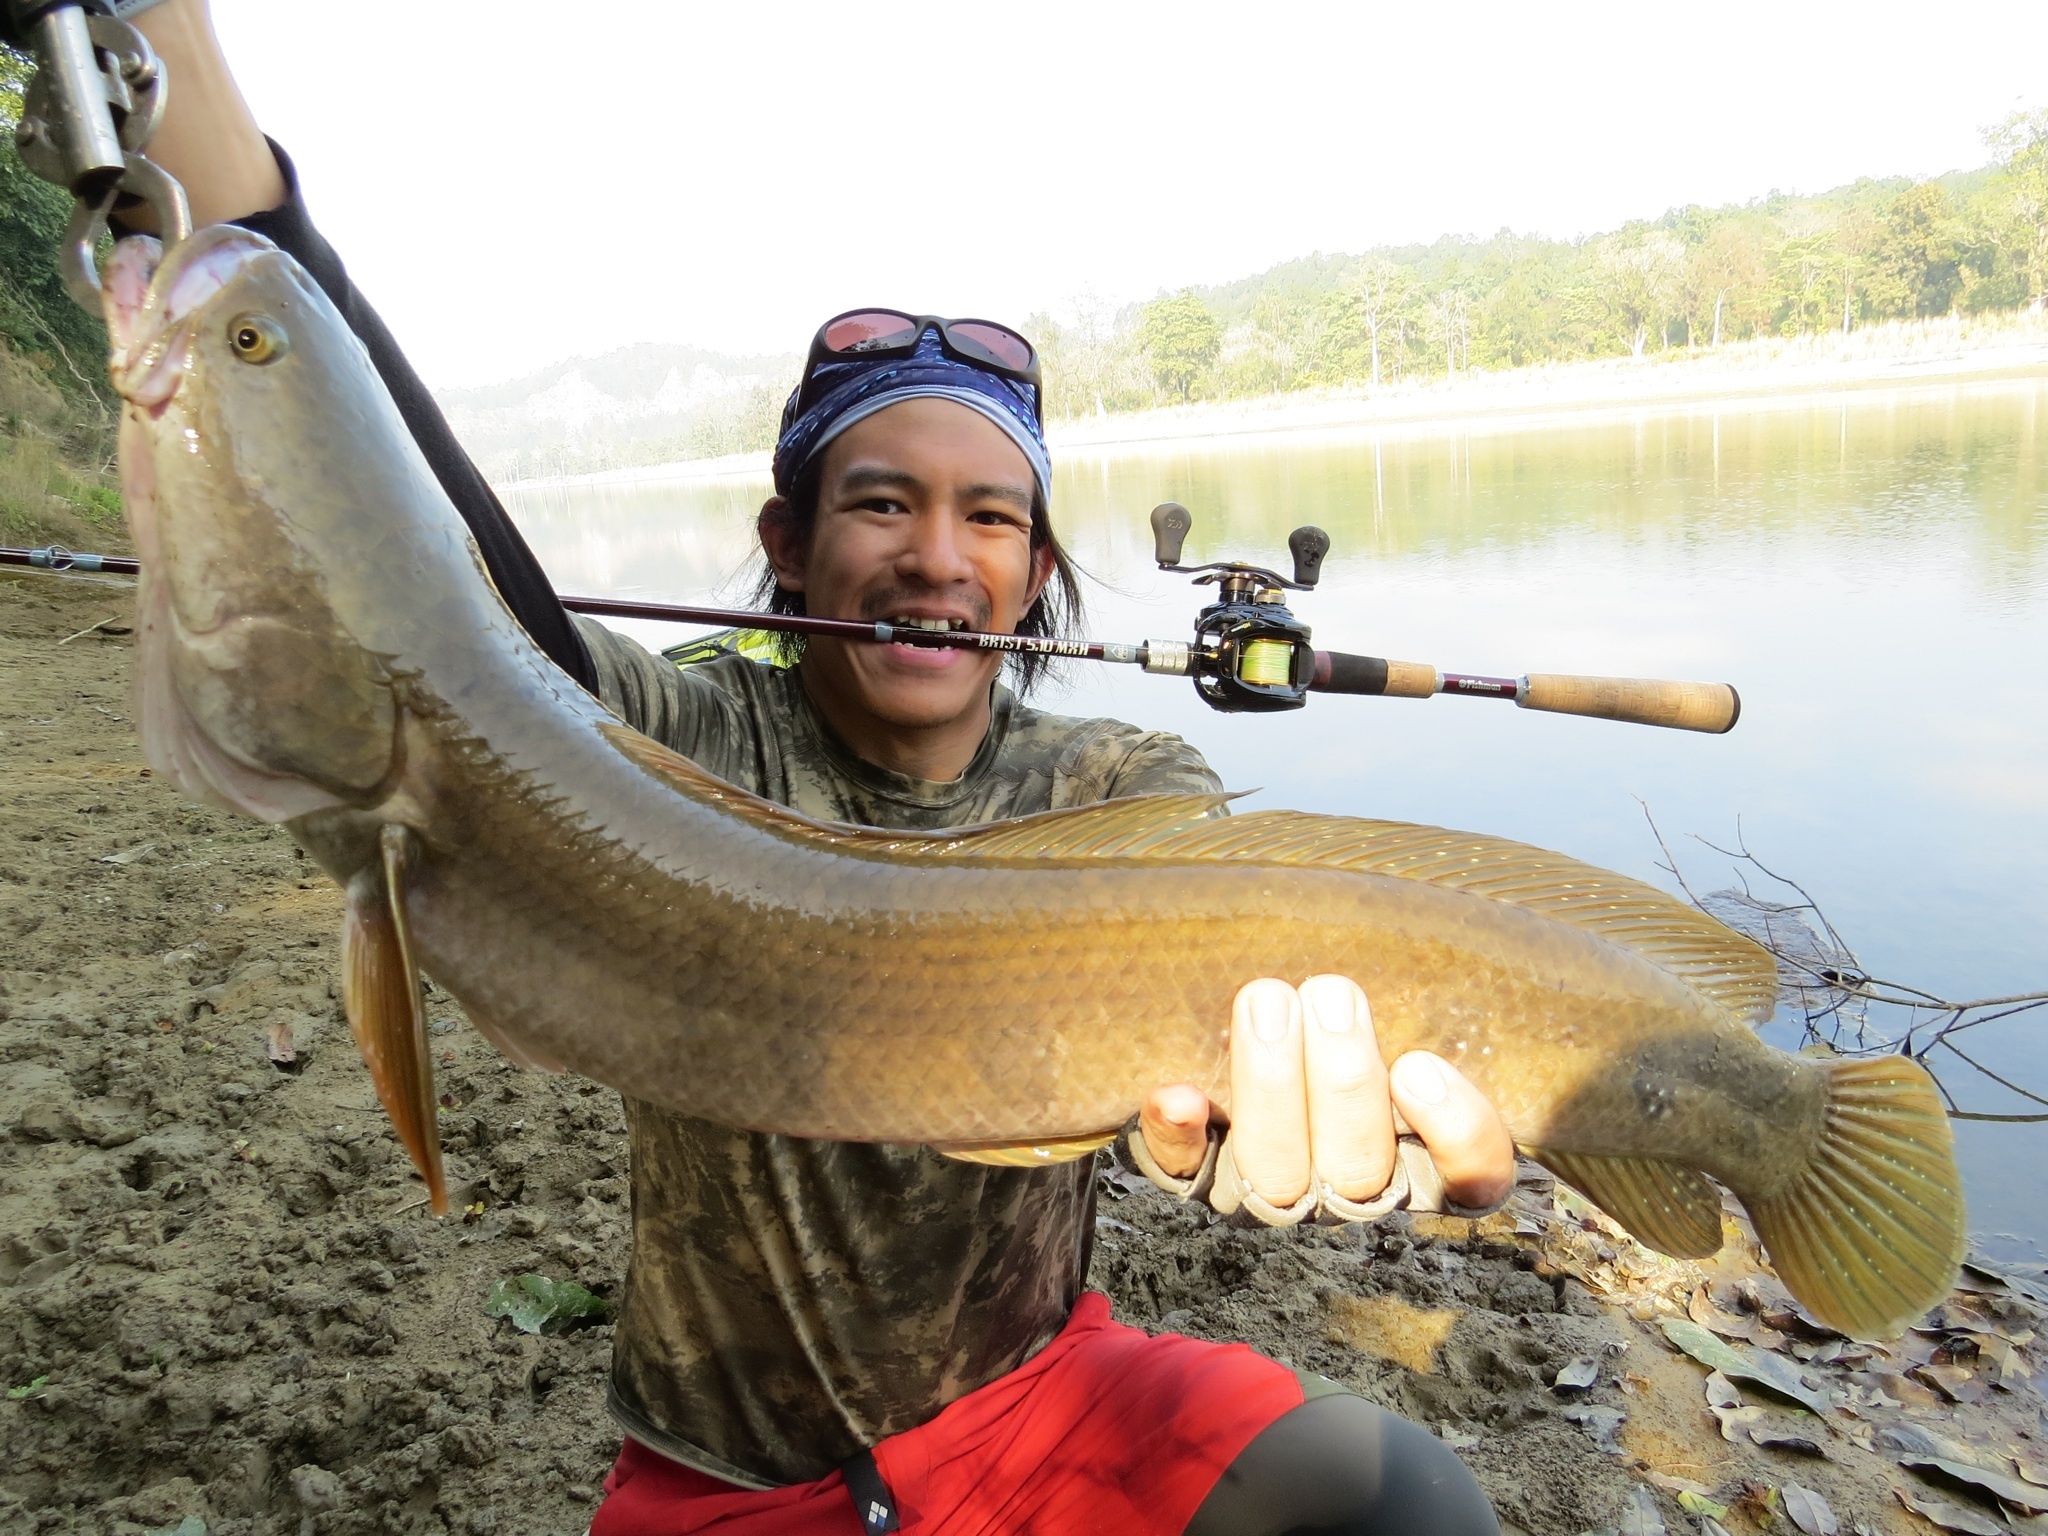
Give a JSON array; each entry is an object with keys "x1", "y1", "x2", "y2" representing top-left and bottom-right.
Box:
[
  {"x1": 502, "y1": 376, "x2": 2048, "y2": 1263},
  {"x1": 1054, "y1": 381, "x2": 2045, "y2": 581}
]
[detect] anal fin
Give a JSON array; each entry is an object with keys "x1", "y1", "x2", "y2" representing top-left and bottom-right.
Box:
[
  {"x1": 341, "y1": 825, "x2": 447, "y2": 1215},
  {"x1": 934, "y1": 1131, "x2": 1119, "y2": 1168},
  {"x1": 1533, "y1": 1149, "x2": 1724, "y2": 1259}
]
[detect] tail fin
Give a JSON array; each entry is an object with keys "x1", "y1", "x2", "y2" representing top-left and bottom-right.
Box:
[{"x1": 1742, "y1": 1056, "x2": 1964, "y2": 1340}]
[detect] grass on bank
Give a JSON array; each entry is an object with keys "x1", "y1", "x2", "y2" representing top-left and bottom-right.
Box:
[{"x1": 0, "y1": 339, "x2": 122, "y2": 552}]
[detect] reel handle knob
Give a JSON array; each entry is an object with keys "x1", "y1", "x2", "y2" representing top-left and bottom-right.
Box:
[
  {"x1": 1288, "y1": 526, "x2": 1329, "y2": 588},
  {"x1": 1150, "y1": 502, "x2": 1192, "y2": 567}
]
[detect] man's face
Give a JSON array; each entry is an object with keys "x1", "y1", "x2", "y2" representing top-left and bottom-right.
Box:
[{"x1": 761, "y1": 397, "x2": 1053, "y2": 735}]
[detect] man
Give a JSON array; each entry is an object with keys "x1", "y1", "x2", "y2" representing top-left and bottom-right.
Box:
[{"x1": 112, "y1": 5, "x2": 1518, "y2": 1531}]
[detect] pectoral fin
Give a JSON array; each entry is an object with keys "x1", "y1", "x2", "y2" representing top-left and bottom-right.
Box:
[
  {"x1": 1533, "y1": 1149, "x2": 1724, "y2": 1259},
  {"x1": 933, "y1": 1131, "x2": 1119, "y2": 1167},
  {"x1": 340, "y1": 825, "x2": 446, "y2": 1215}
]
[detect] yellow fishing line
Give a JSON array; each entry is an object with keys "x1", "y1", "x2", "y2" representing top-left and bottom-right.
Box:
[{"x1": 1239, "y1": 639, "x2": 1294, "y2": 687}]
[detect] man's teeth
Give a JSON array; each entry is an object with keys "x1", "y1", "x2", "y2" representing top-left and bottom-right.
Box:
[{"x1": 889, "y1": 617, "x2": 966, "y2": 631}]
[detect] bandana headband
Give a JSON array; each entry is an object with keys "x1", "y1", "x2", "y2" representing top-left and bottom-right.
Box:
[{"x1": 772, "y1": 331, "x2": 1051, "y2": 505}]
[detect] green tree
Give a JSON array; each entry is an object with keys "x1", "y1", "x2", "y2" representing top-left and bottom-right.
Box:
[
  {"x1": 1863, "y1": 183, "x2": 1962, "y2": 319},
  {"x1": 1428, "y1": 287, "x2": 1471, "y2": 374},
  {"x1": 0, "y1": 44, "x2": 113, "y2": 407},
  {"x1": 1472, "y1": 265, "x2": 1562, "y2": 368},
  {"x1": 1681, "y1": 217, "x2": 1772, "y2": 345},
  {"x1": 1771, "y1": 225, "x2": 1843, "y2": 335},
  {"x1": 1339, "y1": 261, "x2": 1410, "y2": 385},
  {"x1": 1983, "y1": 106, "x2": 2048, "y2": 309},
  {"x1": 1594, "y1": 228, "x2": 1686, "y2": 355},
  {"x1": 1828, "y1": 206, "x2": 1880, "y2": 332},
  {"x1": 1225, "y1": 295, "x2": 1316, "y2": 394},
  {"x1": 1136, "y1": 291, "x2": 1221, "y2": 403}
]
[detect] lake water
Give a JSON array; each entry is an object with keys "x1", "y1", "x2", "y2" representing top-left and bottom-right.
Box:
[{"x1": 501, "y1": 377, "x2": 2048, "y2": 1266}]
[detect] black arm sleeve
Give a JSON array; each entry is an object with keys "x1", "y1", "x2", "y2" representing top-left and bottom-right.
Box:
[{"x1": 230, "y1": 143, "x2": 597, "y2": 692}]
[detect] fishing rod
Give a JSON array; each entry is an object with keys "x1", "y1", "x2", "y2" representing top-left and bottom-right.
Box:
[{"x1": 4, "y1": 507, "x2": 1741, "y2": 733}]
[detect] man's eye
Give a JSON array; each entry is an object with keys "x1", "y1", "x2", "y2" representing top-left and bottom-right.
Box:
[
  {"x1": 970, "y1": 509, "x2": 1028, "y2": 528},
  {"x1": 856, "y1": 498, "x2": 908, "y2": 515}
]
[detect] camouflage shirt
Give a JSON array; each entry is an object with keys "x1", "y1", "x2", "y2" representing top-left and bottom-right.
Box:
[{"x1": 576, "y1": 618, "x2": 1224, "y2": 1488}]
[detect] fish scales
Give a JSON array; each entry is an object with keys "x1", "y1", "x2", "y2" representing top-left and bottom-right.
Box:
[
  {"x1": 103, "y1": 225, "x2": 1965, "y2": 1339},
  {"x1": 382, "y1": 748, "x2": 1729, "y2": 1148},
  {"x1": 351, "y1": 667, "x2": 1761, "y2": 1152}
]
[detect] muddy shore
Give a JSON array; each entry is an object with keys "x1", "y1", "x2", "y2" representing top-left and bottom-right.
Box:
[{"x1": 4, "y1": 572, "x2": 2045, "y2": 1536}]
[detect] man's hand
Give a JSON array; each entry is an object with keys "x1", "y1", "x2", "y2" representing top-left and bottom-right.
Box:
[{"x1": 1139, "y1": 976, "x2": 1516, "y2": 1214}]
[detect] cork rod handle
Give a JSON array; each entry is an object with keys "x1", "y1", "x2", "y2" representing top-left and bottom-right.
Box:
[{"x1": 1517, "y1": 674, "x2": 1741, "y2": 734}]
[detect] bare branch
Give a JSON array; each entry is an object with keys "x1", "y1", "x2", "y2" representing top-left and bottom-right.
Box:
[
  {"x1": 1937, "y1": 1036, "x2": 2048, "y2": 1109},
  {"x1": 1638, "y1": 807, "x2": 2047, "y2": 1120}
]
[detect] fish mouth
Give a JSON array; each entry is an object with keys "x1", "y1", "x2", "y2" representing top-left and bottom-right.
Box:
[{"x1": 104, "y1": 225, "x2": 277, "y2": 409}]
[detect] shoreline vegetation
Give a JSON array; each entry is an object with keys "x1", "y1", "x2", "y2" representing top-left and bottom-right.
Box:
[
  {"x1": 0, "y1": 51, "x2": 125, "y2": 554},
  {"x1": 503, "y1": 309, "x2": 2048, "y2": 490}
]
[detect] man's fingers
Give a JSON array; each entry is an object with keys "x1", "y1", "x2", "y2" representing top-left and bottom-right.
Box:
[
  {"x1": 1139, "y1": 1083, "x2": 1213, "y2": 1180},
  {"x1": 1389, "y1": 1052, "x2": 1517, "y2": 1210},
  {"x1": 1229, "y1": 979, "x2": 1312, "y2": 1206},
  {"x1": 1299, "y1": 975, "x2": 1396, "y2": 1201}
]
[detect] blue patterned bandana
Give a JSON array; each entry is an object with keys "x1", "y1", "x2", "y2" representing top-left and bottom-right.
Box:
[{"x1": 772, "y1": 329, "x2": 1050, "y2": 503}]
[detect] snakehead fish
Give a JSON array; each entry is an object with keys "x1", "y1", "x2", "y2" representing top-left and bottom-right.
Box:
[{"x1": 102, "y1": 225, "x2": 1963, "y2": 1340}]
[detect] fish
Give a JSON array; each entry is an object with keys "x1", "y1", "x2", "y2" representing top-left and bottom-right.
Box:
[{"x1": 102, "y1": 224, "x2": 1964, "y2": 1341}]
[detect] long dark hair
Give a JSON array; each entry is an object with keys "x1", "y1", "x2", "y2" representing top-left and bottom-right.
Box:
[{"x1": 747, "y1": 455, "x2": 1086, "y2": 697}]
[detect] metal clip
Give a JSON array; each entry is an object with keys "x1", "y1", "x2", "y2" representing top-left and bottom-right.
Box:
[
  {"x1": 13, "y1": 9, "x2": 188, "y2": 312},
  {"x1": 30, "y1": 544, "x2": 108, "y2": 571}
]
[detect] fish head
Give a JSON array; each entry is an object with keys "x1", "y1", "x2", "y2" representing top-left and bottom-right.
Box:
[{"x1": 104, "y1": 226, "x2": 468, "y2": 827}]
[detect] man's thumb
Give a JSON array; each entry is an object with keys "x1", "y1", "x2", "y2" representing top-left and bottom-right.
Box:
[{"x1": 1138, "y1": 1084, "x2": 1213, "y2": 1180}]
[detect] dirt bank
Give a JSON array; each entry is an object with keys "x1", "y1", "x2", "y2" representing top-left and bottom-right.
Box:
[{"x1": 4, "y1": 572, "x2": 2045, "y2": 1536}]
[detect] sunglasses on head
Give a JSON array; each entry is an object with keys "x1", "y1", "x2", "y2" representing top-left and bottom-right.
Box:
[{"x1": 796, "y1": 309, "x2": 1042, "y2": 424}]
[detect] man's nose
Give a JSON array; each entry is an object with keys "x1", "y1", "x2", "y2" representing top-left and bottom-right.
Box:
[{"x1": 897, "y1": 509, "x2": 975, "y2": 584}]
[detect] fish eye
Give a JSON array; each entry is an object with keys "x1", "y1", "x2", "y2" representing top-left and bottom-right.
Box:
[{"x1": 227, "y1": 313, "x2": 288, "y2": 365}]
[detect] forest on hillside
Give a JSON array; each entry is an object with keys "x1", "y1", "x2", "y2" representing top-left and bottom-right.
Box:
[
  {"x1": 1031, "y1": 108, "x2": 2048, "y2": 418},
  {"x1": 462, "y1": 107, "x2": 2048, "y2": 476},
  {"x1": 452, "y1": 115, "x2": 2048, "y2": 480}
]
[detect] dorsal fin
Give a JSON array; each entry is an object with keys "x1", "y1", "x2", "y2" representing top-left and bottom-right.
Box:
[
  {"x1": 598, "y1": 723, "x2": 1775, "y2": 1021},
  {"x1": 599, "y1": 720, "x2": 1235, "y2": 855},
  {"x1": 1120, "y1": 813, "x2": 1780, "y2": 1023},
  {"x1": 894, "y1": 789, "x2": 1241, "y2": 856}
]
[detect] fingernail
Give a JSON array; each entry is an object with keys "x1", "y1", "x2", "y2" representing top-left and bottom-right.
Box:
[
  {"x1": 1311, "y1": 990, "x2": 1354, "y2": 1032},
  {"x1": 1395, "y1": 1053, "x2": 1447, "y2": 1104},
  {"x1": 1251, "y1": 988, "x2": 1291, "y2": 1043}
]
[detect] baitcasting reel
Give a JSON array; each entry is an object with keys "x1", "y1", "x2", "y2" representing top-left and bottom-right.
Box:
[{"x1": 1144, "y1": 502, "x2": 1328, "y2": 714}]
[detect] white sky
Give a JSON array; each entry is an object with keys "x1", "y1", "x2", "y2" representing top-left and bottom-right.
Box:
[{"x1": 212, "y1": 0, "x2": 2048, "y2": 390}]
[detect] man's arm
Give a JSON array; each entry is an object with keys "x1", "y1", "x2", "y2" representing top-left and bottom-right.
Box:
[
  {"x1": 574, "y1": 615, "x2": 760, "y2": 760},
  {"x1": 129, "y1": 0, "x2": 597, "y2": 693},
  {"x1": 123, "y1": 0, "x2": 280, "y2": 226}
]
